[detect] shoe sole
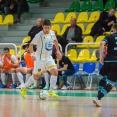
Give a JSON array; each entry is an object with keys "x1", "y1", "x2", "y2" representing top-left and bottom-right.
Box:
[
  {"x1": 93, "y1": 99, "x2": 102, "y2": 107},
  {"x1": 48, "y1": 94, "x2": 59, "y2": 98}
]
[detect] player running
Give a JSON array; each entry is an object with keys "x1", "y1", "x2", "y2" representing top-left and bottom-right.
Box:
[
  {"x1": 93, "y1": 23, "x2": 117, "y2": 107},
  {"x1": 21, "y1": 19, "x2": 61, "y2": 98}
]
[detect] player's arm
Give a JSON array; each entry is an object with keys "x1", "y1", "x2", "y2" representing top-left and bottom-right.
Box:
[
  {"x1": 99, "y1": 39, "x2": 107, "y2": 65},
  {"x1": 29, "y1": 33, "x2": 40, "y2": 57},
  {"x1": 57, "y1": 64, "x2": 68, "y2": 71},
  {"x1": 10, "y1": 55, "x2": 19, "y2": 67}
]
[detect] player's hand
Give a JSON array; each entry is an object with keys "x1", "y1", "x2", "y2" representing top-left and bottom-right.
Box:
[
  {"x1": 31, "y1": 56, "x2": 36, "y2": 61},
  {"x1": 100, "y1": 57, "x2": 104, "y2": 65}
]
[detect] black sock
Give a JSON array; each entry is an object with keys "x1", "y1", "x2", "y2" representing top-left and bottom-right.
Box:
[
  {"x1": 98, "y1": 78, "x2": 107, "y2": 95},
  {"x1": 98, "y1": 83, "x2": 113, "y2": 100}
]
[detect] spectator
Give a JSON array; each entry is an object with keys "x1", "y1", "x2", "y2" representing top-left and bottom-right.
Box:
[
  {"x1": 54, "y1": 52, "x2": 75, "y2": 90},
  {"x1": 28, "y1": 18, "x2": 43, "y2": 51},
  {"x1": 4, "y1": 0, "x2": 12, "y2": 15},
  {"x1": 28, "y1": 18, "x2": 43, "y2": 41},
  {"x1": 0, "y1": 47, "x2": 19, "y2": 88},
  {"x1": 0, "y1": 0, "x2": 4, "y2": 13},
  {"x1": 62, "y1": 18, "x2": 83, "y2": 52},
  {"x1": 90, "y1": 8, "x2": 116, "y2": 37},
  {"x1": 52, "y1": 30, "x2": 63, "y2": 59},
  {"x1": 10, "y1": 0, "x2": 29, "y2": 24}
]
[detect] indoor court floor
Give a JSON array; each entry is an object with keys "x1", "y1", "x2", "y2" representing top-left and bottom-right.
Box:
[{"x1": 0, "y1": 89, "x2": 117, "y2": 117}]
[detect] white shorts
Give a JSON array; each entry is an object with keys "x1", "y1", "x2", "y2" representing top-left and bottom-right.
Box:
[{"x1": 33, "y1": 57, "x2": 56, "y2": 74}]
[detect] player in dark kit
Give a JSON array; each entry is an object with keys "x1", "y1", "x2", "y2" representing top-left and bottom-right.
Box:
[{"x1": 93, "y1": 23, "x2": 117, "y2": 107}]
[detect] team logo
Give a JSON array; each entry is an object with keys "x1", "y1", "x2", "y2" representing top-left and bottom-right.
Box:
[
  {"x1": 45, "y1": 41, "x2": 53, "y2": 51},
  {"x1": 38, "y1": 69, "x2": 41, "y2": 72}
]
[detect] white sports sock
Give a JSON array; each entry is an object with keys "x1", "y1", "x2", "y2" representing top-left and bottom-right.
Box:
[
  {"x1": 49, "y1": 75, "x2": 57, "y2": 92},
  {"x1": 16, "y1": 72, "x2": 24, "y2": 85},
  {"x1": 44, "y1": 72, "x2": 49, "y2": 86},
  {"x1": 24, "y1": 76, "x2": 36, "y2": 88},
  {"x1": 33, "y1": 80, "x2": 37, "y2": 86},
  {"x1": 26, "y1": 74, "x2": 31, "y2": 82},
  {"x1": 11, "y1": 73, "x2": 16, "y2": 85},
  {"x1": 1, "y1": 73, "x2": 6, "y2": 85}
]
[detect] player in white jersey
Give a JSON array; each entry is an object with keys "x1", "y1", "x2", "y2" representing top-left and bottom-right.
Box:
[{"x1": 21, "y1": 19, "x2": 61, "y2": 98}]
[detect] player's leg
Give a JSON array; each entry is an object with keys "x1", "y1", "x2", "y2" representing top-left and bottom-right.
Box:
[
  {"x1": 97, "y1": 63, "x2": 110, "y2": 95},
  {"x1": 16, "y1": 67, "x2": 26, "y2": 87},
  {"x1": 25, "y1": 68, "x2": 33, "y2": 82},
  {"x1": 46, "y1": 58, "x2": 59, "y2": 98},
  {"x1": 43, "y1": 72, "x2": 50, "y2": 90},
  {"x1": 93, "y1": 63, "x2": 117, "y2": 107},
  {"x1": 10, "y1": 68, "x2": 17, "y2": 88},
  {"x1": 20, "y1": 60, "x2": 41, "y2": 98},
  {"x1": 0, "y1": 69, "x2": 7, "y2": 88}
]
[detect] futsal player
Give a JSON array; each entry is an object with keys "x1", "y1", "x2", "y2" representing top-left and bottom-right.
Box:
[
  {"x1": 21, "y1": 19, "x2": 61, "y2": 98},
  {"x1": 93, "y1": 23, "x2": 117, "y2": 107}
]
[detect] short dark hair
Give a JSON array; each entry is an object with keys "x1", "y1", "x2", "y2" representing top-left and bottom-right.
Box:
[
  {"x1": 43, "y1": 19, "x2": 51, "y2": 26},
  {"x1": 3, "y1": 47, "x2": 9, "y2": 51},
  {"x1": 113, "y1": 23, "x2": 117, "y2": 30},
  {"x1": 22, "y1": 44, "x2": 29, "y2": 49}
]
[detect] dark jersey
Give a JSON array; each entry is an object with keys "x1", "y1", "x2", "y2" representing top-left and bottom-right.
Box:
[{"x1": 103, "y1": 32, "x2": 117, "y2": 61}]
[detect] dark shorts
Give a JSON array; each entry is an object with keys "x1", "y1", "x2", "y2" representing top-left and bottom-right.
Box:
[{"x1": 99, "y1": 62, "x2": 117, "y2": 82}]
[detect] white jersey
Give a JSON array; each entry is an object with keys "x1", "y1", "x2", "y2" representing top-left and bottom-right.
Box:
[{"x1": 31, "y1": 30, "x2": 57, "y2": 60}]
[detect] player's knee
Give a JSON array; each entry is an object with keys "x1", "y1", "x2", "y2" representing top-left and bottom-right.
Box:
[
  {"x1": 16, "y1": 68, "x2": 20, "y2": 73},
  {"x1": 51, "y1": 69, "x2": 58, "y2": 76},
  {"x1": 10, "y1": 69, "x2": 15, "y2": 73}
]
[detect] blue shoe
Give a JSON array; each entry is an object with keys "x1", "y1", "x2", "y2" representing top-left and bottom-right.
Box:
[
  {"x1": 10, "y1": 84, "x2": 16, "y2": 89},
  {"x1": 0, "y1": 84, "x2": 7, "y2": 88}
]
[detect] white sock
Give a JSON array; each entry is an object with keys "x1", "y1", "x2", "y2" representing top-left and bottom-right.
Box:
[
  {"x1": 33, "y1": 80, "x2": 37, "y2": 86},
  {"x1": 11, "y1": 73, "x2": 16, "y2": 85},
  {"x1": 26, "y1": 74, "x2": 31, "y2": 82},
  {"x1": 49, "y1": 75, "x2": 57, "y2": 92},
  {"x1": 1, "y1": 73, "x2": 6, "y2": 85},
  {"x1": 24, "y1": 76, "x2": 36, "y2": 88},
  {"x1": 44, "y1": 72, "x2": 49, "y2": 86},
  {"x1": 16, "y1": 72, "x2": 24, "y2": 85}
]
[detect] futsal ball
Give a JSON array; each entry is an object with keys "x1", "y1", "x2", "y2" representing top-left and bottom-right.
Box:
[{"x1": 39, "y1": 90, "x2": 48, "y2": 100}]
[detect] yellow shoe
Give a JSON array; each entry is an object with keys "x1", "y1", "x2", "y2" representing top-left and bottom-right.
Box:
[
  {"x1": 48, "y1": 91, "x2": 59, "y2": 98},
  {"x1": 21, "y1": 86, "x2": 27, "y2": 98}
]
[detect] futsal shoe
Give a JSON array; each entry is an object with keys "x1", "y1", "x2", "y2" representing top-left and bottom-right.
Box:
[
  {"x1": 61, "y1": 85, "x2": 68, "y2": 90},
  {"x1": 16, "y1": 85, "x2": 21, "y2": 89},
  {"x1": 43, "y1": 85, "x2": 50, "y2": 90},
  {"x1": 48, "y1": 91, "x2": 59, "y2": 98},
  {"x1": 93, "y1": 98, "x2": 102, "y2": 107},
  {"x1": 10, "y1": 84, "x2": 16, "y2": 89},
  {"x1": 29, "y1": 84, "x2": 37, "y2": 89},
  {"x1": 21, "y1": 86, "x2": 27, "y2": 98},
  {"x1": 0, "y1": 84, "x2": 6, "y2": 88},
  {"x1": 54, "y1": 85, "x2": 59, "y2": 90}
]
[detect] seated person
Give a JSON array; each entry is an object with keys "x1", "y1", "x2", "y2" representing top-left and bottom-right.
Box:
[
  {"x1": 0, "y1": 47, "x2": 19, "y2": 88},
  {"x1": 90, "y1": 8, "x2": 116, "y2": 38},
  {"x1": 54, "y1": 52, "x2": 75, "y2": 90},
  {"x1": 0, "y1": 0, "x2": 4, "y2": 13},
  {"x1": 16, "y1": 44, "x2": 37, "y2": 89},
  {"x1": 28, "y1": 18, "x2": 43, "y2": 51},
  {"x1": 3, "y1": 0, "x2": 12, "y2": 15},
  {"x1": 28, "y1": 18, "x2": 43, "y2": 41},
  {"x1": 10, "y1": 0, "x2": 29, "y2": 24},
  {"x1": 62, "y1": 18, "x2": 82, "y2": 52}
]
